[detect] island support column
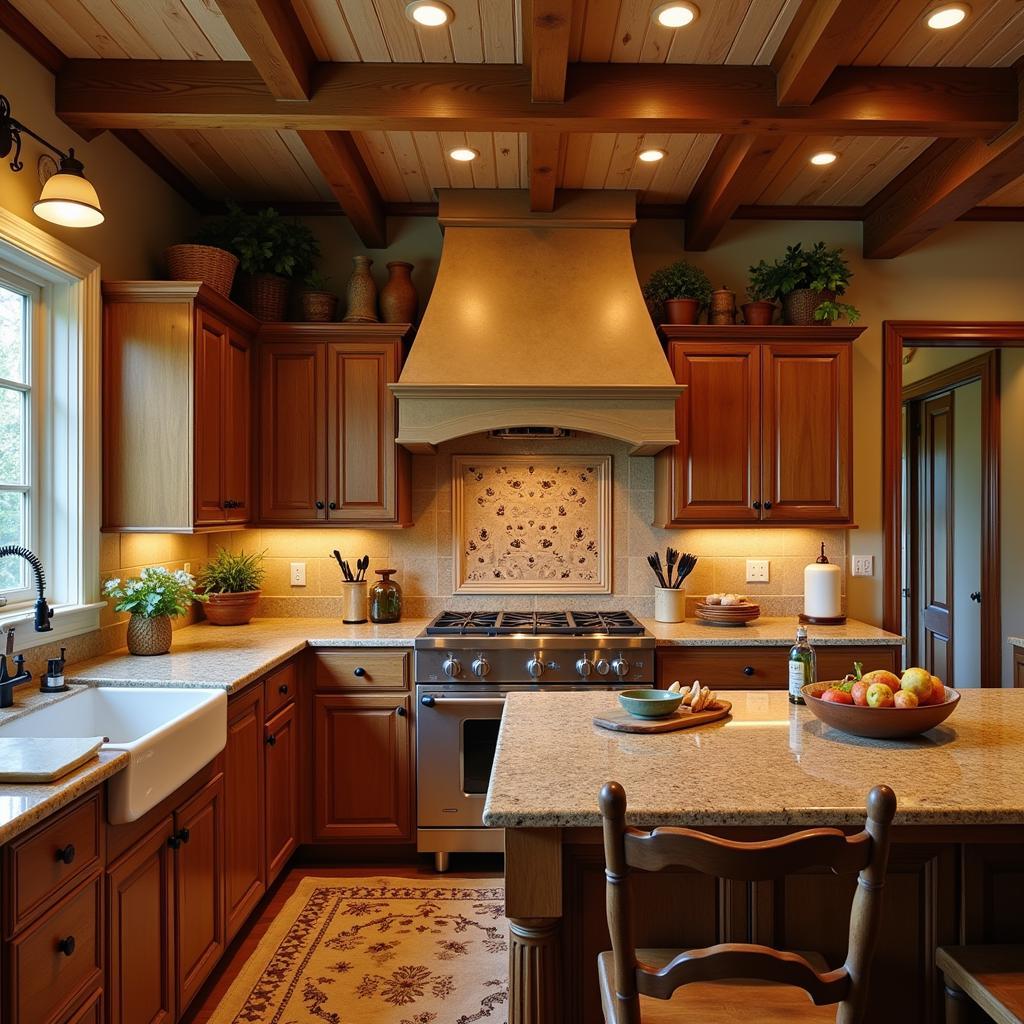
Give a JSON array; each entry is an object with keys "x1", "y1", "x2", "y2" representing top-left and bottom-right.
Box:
[{"x1": 505, "y1": 827, "x2": 564, "y2": 1023}]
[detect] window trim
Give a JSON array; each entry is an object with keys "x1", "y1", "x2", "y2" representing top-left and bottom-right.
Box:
[{"x1": 0, "y1": 207, "x2": 102, "y2": 650}]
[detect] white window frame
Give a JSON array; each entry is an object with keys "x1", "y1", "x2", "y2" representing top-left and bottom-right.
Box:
[{"x1": 0, "y1": 207, "x2": 103, "y2": 649}]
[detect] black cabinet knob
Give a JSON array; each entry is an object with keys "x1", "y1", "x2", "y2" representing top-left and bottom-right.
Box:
[
  {"x1": 329, "y1": 501, "x2": 337, "y2": 510},
  {"x1": 57, "y1": 936, "x2": 76, "y2": 957},
  {"x1": 266, "y1": 734, "x2": 277, "y2": 747},
  {"x1": 970, "y1": 591, "x2": 982, "y2": 603},
  {"x1": 420, "y1": 695, "x2": 436, "y2": 707},
  {"x1": 752, "y1": 500, "x2": 761, "y2": 510},
  {"x1": 315, "y1": 500, "x2": 325, "y2": 510},
  {"x1": 55, "y1": 843, "x2": 76, "y2": 865},
  {"x1": 743, "y1": 666, "x2": 755, "y2": 676},
  {"x1": 763, "y1": 500, "x2": 773, "y2": 510},
  {"x1": 179, "y1": 827, "x2": 190, "y2": 845},
  {"x1": 396, "y1": 706, "x2": 407, "y2": 717},
  {"x1": 168, "y1": 833, "x2": 181, "y2": 849},
  {"x1": 353, "y1": 667, "x2": 366, "y2": 677},
  {"x1": 278, "y1": 683, "x2": 289, "y2": 695}
]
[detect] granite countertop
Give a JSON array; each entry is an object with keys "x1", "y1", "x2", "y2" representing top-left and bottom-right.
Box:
[
  {"x1": 642, "y1": 616, "x2": 904, "y2": 646},
  {"x1": 483, "y1": 688, "x2": 1024, "y2": 829}
]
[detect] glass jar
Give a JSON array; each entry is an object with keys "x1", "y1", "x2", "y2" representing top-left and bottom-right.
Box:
[{"x1": 369, "y1": 568, "x2": 402, "y2": 623}]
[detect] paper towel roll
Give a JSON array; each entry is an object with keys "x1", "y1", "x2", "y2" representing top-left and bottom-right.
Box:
[{"x1": 804, "y1": 561, "x2": 842, "y2": 619}]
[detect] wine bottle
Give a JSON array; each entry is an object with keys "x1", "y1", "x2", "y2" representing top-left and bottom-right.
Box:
[{"x1": 788, "y1": 626, "x2": 816, "y2": 705}]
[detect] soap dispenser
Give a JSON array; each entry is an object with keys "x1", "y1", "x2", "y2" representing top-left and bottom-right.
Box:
[{"x1": 40, "y1": 647, "x2": 68, "y2": 693}]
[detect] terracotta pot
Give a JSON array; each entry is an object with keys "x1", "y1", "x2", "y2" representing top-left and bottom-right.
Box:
[
  {"x1": 247, "y1": 273, "x2": 290, "y2": 322},
  {"x1": 299, "y1": 290, "x2": 338, "y2": 322},
  {"x1": 741, "y1": 300, "x2": 776, "y2": 326},
  {"x1": 380, "y1": 261, "x2": 417, "y2": 323},
  {"x1": 127, "y1": 614, "x2": 172, "y2": 656},
  {"x1": 203, "y1": 590, "x2": 261, "y2": 626},
  {"x1": 783, "y1": 288, "x2": 834, "y2": 326},
  {"x1": 343, "y1": 255, "x2": 379, "y2": 323},
  {"x1": 663, "y1": 298, "x2": 701, "y2": 325}
]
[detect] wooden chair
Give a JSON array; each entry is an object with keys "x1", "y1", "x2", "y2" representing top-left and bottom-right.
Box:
[
  {"x1": 937, "y1": 945, "x2": 1024, "y2": 1024},
  {"x1": 597, "y1": 781, "x2": 897, "y2": 1024}
]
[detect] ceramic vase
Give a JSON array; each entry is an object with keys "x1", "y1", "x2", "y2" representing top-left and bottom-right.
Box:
[
  {"x1": 709, "y1": 286, "x2": 736, "y2": 325},
  {"x1": 343, "y1": 256, "x2": 379, "y2": 323},
  {"x1": 380, "y1": 261, "x2": 417, "y2": 323},
  {"x1": 127, "y1": 613, "x2": 172, "y2": 656}
]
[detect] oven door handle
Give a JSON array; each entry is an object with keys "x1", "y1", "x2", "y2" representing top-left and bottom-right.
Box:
[{"x1": 420, "y1": 695, "x2": 507, "y2": 708}]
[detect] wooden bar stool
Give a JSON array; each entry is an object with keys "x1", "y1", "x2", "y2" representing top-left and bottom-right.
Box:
[
  {"x1": 938, "y1": 945, "x2": 1024, "y2": 1024},
  {"x1": 597, "y1": 782, "x2": 897, "y2": 1024}
]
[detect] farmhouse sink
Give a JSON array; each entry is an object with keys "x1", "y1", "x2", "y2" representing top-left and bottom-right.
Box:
[{"x1": 0, "y1": 687, "x2": 227, "y2": 823}]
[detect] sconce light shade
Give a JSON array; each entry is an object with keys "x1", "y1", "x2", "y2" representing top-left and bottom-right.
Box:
[{"x1": 33, "y1": 154, "x2": 104, "y2": 228}]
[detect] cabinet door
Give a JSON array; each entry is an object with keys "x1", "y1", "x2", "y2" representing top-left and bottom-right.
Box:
[
  {"x1": 660, "y1": 342, "x2": 761, "y2": 524},
  {"x1": 106, "y1": 819, "x2": 175, "y2": 1024},
  {"x1": 313, "y1": 694, "x2": 411, "y2": 841},
  {"x1": 222, "y1": 328, "x2": 251, "y2": 524},
  {"x1": 174, "y1": 774, "x2": 225, "y2": 1015},
  {"x1": 258, "y1": 342, "x2": 327, "y2": 521},
  {"x1": 194, "y1": 311, "x2": 227, "y2": 526},
  {"x1": 761, "y1": 342, "x2": 852, "y2": 522},
  {"x1": 265, "y1": 701, "x2": 299, "y2": 882},
  {"x1": 225, "y1": 686, "x2": 265, "y2": 943},
  {"x1": 326, "y1": 342, "x2": 406, "y2": 523}
]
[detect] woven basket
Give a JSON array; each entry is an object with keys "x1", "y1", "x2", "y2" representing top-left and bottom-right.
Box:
[
  {"x1": 127, "y1": 614, "x2": 172, "y2": 656},
  {"x1": 783, "y1": 288, "x2": 834, "y2": 326},
  {"x1": 165, "y1": 245, "x2": 238, "y2": 297},
  {"x1": 247, "y1": 273, "x2": 290, "y2": 322},
  {"x1": 300, "y1": 290, "x2": 338, "y2": 323}
]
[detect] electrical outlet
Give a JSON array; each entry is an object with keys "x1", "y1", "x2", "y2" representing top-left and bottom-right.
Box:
[
  {"x1": 851, "y1": 555, "x2": 874, "y2": 577},
  {"x1": 745, "y1": 559, "x2": 770, "y2": 583},
  {"x1": 183, "y1": 562, "x2": 191, "y2": 575},
  {"x1": 290, "y1": 562, "x2": 306, "y2": 587}
]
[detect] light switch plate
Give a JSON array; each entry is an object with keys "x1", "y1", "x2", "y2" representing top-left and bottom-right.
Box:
[
  {"x1": 746, "y1": 559, "x2": 770, "y2": 583},
  {"x1": 183, "y1": 562, "x2": 191, "y2": 575},
  {"x1": 290, "y1": 562, "x2": 306, "y2": 587},
  {"x1": 851, "y1": 555, "x2": 874, "y2": 577}
]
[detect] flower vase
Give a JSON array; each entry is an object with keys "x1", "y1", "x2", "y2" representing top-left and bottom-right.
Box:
[
  {"x1": 127, "y1": 614, "x2": 172, "y2": 656},
  {"x1": 343, "y1": 256, "x2": 379, "y2": 323},
  {"x1": 380, "y1": 261, "x2": 417, "y2": 323}
]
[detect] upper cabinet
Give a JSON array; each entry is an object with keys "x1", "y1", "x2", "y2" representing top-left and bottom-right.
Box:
[{"x1": 655, "y1": 326, "x2": 863, "y2": 527}]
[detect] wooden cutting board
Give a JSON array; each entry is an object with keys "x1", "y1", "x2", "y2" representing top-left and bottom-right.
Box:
[
  {"x1": 594, "y1": 700, "x2": 732, "y2": 734},
  {"x1": 0, "y1": 737, "x2": 104, "y2": 783}
]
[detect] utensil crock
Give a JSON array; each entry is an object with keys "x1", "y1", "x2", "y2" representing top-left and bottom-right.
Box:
[
  {"x1": 342, "y1": 581, "x2": 368, "y2": 624},
  {"x1": 655, "y1": 586, "x2": 686, "y2": 623}
]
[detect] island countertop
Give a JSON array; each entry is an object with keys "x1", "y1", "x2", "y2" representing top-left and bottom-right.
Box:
[
  {"x1": 641, "y1": 615, "x2": 904, "y2": 646},
  {"x1": 483, "y1": 688, "x2": 1024, "y2": 829}
]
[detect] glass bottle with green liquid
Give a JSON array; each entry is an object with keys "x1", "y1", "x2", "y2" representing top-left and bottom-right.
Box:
[{"x1": 788, "y1": 626, "x2": 816, "y2": 704}]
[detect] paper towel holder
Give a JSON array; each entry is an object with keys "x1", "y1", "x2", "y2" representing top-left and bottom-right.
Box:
[{"x1": 799, "y1": 542, "x2": 847, "y2": 626}]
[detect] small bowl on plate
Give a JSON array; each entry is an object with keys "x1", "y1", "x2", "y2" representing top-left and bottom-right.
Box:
[
  {"x1": 801, "y1": 681, "x2": 960, "y2": 739},
  {"x1": 618, "y1": 688, "x2": 683, "y2": 719}
]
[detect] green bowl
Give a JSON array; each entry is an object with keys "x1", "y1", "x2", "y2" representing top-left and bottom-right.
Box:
[{"x1": 618, "y1": 688, "x2": 683, "y2": 719}]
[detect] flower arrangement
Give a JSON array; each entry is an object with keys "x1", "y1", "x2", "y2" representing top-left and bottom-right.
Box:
[{"x1": 103, "y1": 567, "x2": 204, "y2": 619}]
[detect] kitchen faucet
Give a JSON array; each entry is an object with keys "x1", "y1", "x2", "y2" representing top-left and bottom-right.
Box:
[{"x1": 0, "y1": 545, "x2": 54, "y2": 708}]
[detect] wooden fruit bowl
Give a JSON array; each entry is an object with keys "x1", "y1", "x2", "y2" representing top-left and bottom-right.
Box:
[
  {"x1": 801, "y1": 682, "x2": 960, "y2": 739},
  {"x1": 695, "y1": 602, "x2": 760, "y2": 627}
]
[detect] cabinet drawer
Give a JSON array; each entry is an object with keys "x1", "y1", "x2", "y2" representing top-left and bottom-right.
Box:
[
  {"x1": 265, "y1": 659, "x2": 298, "y2": 717},
  {"x1": 5, "y1": 790, "x2": 103, "y2": 937},
  {"x1": 63, "y1": 988, "x2": 103, "y2": 1024},
  {"x1": 314, "y1": 650, "x2": 409, "y2": 691},
  {"x1": 7, "y1": 873, "x2": 104, "y2": 1024}
]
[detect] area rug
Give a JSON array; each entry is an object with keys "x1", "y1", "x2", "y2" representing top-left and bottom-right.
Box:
[{"x1": 208, "y1": 876, "x2": 508, "y2": 1024}]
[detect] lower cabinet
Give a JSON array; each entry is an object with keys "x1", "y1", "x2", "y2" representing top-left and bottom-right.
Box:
[{"x1": 265, "y1": 700, "x2": 299, "y2": 882}]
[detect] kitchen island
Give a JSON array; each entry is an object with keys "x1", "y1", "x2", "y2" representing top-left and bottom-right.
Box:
[{"x1": 484, "y1": 689, "x2": 1024, "y2": 1024}]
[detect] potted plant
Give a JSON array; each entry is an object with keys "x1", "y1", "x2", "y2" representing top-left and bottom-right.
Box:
[
  {"x1": 196, "y1": 548, "x2": 267, "y2": 626},
  {"x1": 103, "y1": 567, "x2": 205, "y2": 656},
  {"x1": 747, "y1": 242, "x2": 860, "y2": 326},
  {"x1": 741, "y1": 264, "x2": 779, "y2": 326},
  {"x1": 642, "y1": 260, "x2": 712, "y2": 325},
  {"x1": 298, "y1": 271, "x2": 338, "y2": 322}
]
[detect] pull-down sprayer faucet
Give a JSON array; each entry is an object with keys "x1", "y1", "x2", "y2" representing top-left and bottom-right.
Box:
[{"x1": 0, "y1": 545, "x2": 53, "y2": 708}]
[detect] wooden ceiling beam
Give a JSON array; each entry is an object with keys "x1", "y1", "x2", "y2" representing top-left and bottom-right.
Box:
[
  {"x1": 529, "y1": 131, "x2": 563, "y2": 211},
  {"x1": 0, "y1": 0, "x2": 65, "y2": 74},
  {"x1": 213, "y1": 0, "x2": 315, "y2": 100},
  {"x1": 526, "y1": 0, "x2": 573, "y2": 103},
  {"x1": 54, "y1": 61, "x2": 1017, "y2": 137},
  {"x1": 297, "y1": 130, "x2": 387, "y2": 249}
]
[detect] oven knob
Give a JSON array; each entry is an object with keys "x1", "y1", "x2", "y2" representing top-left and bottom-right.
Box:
[
  {"x1": 442, "y1": 656, "x2": 462, "y2": 678},
  {"x1": 611, "y1": 657, "x2": 629, "y2": 678},
  {"x1": 595, "y1": 658, "x2": 611, "y2": 675},
  {"x1": 576, "y1": 657, "x2": 594, "y2": 678},
  {"x1": 471, "y1": 656, "x2": 491, "y2": 678},
  {"x1": 526, "y1": 656, "x2": 544, "y2": 679}
]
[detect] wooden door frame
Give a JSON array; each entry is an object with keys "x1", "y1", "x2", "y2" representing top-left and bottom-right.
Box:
[{"x1": 883, "y1": 322, "x2": 1024, "y2": 686}]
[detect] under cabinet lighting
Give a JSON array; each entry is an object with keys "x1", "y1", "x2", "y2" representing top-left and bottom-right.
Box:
[
  {"x1": 810, "y1": 151, "x2": 838, "y2": 166},
  {"x1": 925, "y1": 4, "x2": 969, "y2": 29},
  {"x1": 406, "y1": 1, "x2": 453, "y2": 26},
  {"x1": 448, "y1": 147, "x2": 479, "y2": 162},
  {"x1": 638, "y1": 149, "x2": 666, "y2": 163},
  {"x1": 653, "y1": 2, "x2": 699, "y2": 28}
]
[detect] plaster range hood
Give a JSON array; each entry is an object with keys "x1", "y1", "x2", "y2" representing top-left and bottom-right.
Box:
[{"x1": 390, "y1": 190, "x2": 683, "y2": 456}]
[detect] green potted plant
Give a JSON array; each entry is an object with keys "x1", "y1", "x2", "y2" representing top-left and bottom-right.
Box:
[
  {"x1": 741, "y1": 264, "x2": 779, "y2": 326},
  {"x1": 196, "y1": 547, "x2": 267, "y2": 626},
  {"x1": 298, "y1": 271, "x2": 338, "y2": 323},
  {"x1": 642, "y1": 260, "x2": 713, "y2": 325},
  {"x1": 747, "y1": 242, "x2": 859, "y2": 326},
  {"x1": 103, "y1": 567, "x2": 205, "y2": 656}
]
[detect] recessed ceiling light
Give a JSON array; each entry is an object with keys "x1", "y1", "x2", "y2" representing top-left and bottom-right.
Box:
[
  {"x1": 810, "y1": 151, "x2": 838, "y2": 166},
  {"x1": 652, "y1": 2, "x2": 699, "y2": 29},
  {"x1": 925, "y1": 3, "x2": 969, "y2": 29},
  {"x1": 405, "y1": 1, "x2": 452, "y2": 27},
  {"x1": 448, "y1": 147, "x2": 478, "y2": 162},
  {"x1": 638, "y1": 148, "x2": 666, "y2": 163}
]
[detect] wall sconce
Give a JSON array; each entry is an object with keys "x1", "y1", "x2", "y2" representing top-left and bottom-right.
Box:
[{"x1": 1, "y1": 94, "x2": 104, "y2": 228}]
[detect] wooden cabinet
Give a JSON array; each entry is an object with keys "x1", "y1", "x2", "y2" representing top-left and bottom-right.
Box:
[
  {"x1": 102, "y1": 282, "x2": 257, "y2": 533},
  {"x1": 656, "y1": 326, "x2": 862, "y2": 527},
  {"x1": 1014, "y1": 644, "x2": 1023, "y2": 687},
  {"x1": 257, "y1": 324, "x2": 412, "y2": 526},
  {"x1": 265, "y1": 701, "x2": 299, "y2": 882}
]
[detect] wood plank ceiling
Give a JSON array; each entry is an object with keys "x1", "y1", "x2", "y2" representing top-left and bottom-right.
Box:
[{"x1": 5, "y1": 0, "x2": 1024, "y2": 253}]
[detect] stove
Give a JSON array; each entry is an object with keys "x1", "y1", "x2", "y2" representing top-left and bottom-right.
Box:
[{"x1": 414, "y1": 610, "x2": 655, "y2": 870}]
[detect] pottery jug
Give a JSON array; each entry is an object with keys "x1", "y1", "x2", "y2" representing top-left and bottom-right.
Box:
[
  {"x1": 380, "y1": 261, "x2": 417, "y2": 323},
  {"x1": 343, "y1": 256, "x2": 379, "y2": 322}
]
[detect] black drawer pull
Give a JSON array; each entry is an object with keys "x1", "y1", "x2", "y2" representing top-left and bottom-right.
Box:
[
  {"x1": 396, "y1": 706, "x2": 407, "y2": 717},
  {"x1": 266, "y1": 733, "x2": 277, "y2": 746},
  {"x1": 278, "y1": 683, "x2": 289, "y2": 695},
  {"x1": 353, "y1": 667, "x2": 366, "y2": 677},
  {"x1": 57, "y1": 936, "x2": 76, "y2": 957},
  {"x1": 743, "y1": 666, "x2": 755, "y2": 676},
  {"x1": 168, "y1": 833, "x2": 181, "y2": 849},
  {"x1": 178, "y1": 827, "x2": 190, "y2": 845},
  {"x1": 763, "y1": 500, "x2": 773, "y2": 510},
  {"x1": 752, "y1": 500, "x2": 761, "y2": 510},
  {"x1": 329, "y1": 501, "x2": 337, "y2": 510},
  {"x1": 315, "y1": 500, "x2": 325, "y2": 510},
  {"x1": 55, "y1": 843, "x2": 76, "y2": 865}
]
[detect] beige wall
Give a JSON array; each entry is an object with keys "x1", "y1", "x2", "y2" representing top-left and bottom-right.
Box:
[{"x1": 1001, "y1": 349, "x2": 1024, "y2": 683}]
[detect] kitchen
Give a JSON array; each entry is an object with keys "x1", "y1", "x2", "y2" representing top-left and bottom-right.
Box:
[{"x1": 1, "y1": 2, "x2": 1023, "y2": 1024}]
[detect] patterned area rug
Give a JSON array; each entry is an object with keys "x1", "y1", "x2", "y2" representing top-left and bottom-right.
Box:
[{"x1": 208, "y1": 876, "x2": 508, "y2": 1024}]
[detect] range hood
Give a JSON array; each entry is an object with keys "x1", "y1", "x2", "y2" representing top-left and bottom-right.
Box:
[{"x1": 390, "y1": 190, "x2": 682, "y2": 456}]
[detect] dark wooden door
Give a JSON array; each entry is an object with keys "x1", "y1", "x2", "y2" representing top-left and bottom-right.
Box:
[
  {"x1": 222, "y1": 328, "x2": 251, "y2": 524},
  {"x1": 194, "y1": 310, "x2": 226, "y2": 526},
  {"x1": 106, "y1": 819, "x2": 175, "y2": 1024},
  {"x1": 661, "y1": 341, "x2": 761, "y2": 524},
  {"x1": 258, "y1": 342, "x2": 327, "y2": 521},
  {"x1": 761, "y1": 342, "x2": 852, "y2": 522},
  {"x1": 265, "y1": 701, "x2": 299, "y2": 882},
  {"x1": 174, "y1": 773, "x2": 225, "y2": 1016},
  {"x1": 225, "y1": 686, "x2": 265, "y2": 943},
  {"x1": 313, "y1": 694, "x2": 412, "y2": 841},
  {"x1": 326, "y1": 341, "x2": 403, "y2": 523}
]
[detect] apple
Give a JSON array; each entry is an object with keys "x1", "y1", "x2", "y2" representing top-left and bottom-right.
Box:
[
  {"x1": 901, "y1": 667, "x2": 933, "y2": 702},
  {"x1": 851, "y1": 681, "x2": 869, "y2": 707},
  {"x1": 927, "y1": 675, "x2": 946, "y2": 706},
  {"x1": 866, "y1": 682, "x2": 895, "y2": 708},
  {"x1": 822, "y1": 687, "x2": 854, "y2": 704},
  {"x1": 894, "y1": 690, "x2": 919, "y2": 709},
  {"x1": 861, "y1": 670, "x2": 901, "y2": 692}
]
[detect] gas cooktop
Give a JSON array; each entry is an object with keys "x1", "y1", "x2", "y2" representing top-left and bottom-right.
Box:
[{"x1": 422, "y1": 610, "x2": 646, "y2": 637}]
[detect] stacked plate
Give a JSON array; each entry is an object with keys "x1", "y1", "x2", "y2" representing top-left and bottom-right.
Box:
[{"x1": 695, "y1": 601, "x2": 761, "y2": 627}]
